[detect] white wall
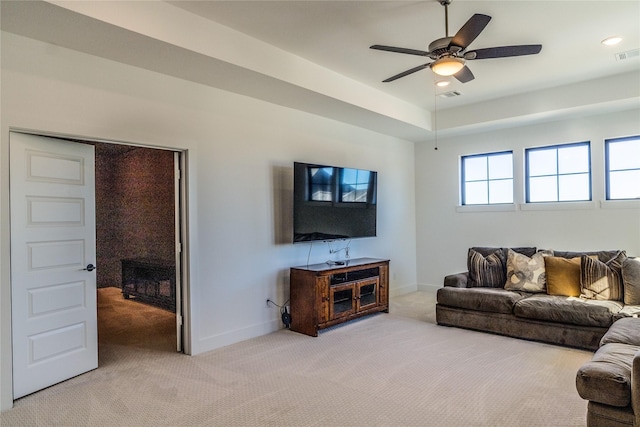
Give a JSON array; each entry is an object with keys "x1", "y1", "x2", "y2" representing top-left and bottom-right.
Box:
[
  {"x1": 0, "y1": 32, "x2": 418, "y2": 409},
  {"x1": 415, "y1": 108, "x2": 640, "y2": 288}
]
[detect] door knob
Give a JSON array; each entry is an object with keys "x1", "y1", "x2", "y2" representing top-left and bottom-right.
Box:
[{"x1": 83, "y1": 264, "x2": 96, "y2": 272}]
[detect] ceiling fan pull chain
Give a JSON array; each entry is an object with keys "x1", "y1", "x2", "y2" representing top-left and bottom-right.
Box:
[{"x1": 434, "y1": 76, "x2": 438, "y2": 151}]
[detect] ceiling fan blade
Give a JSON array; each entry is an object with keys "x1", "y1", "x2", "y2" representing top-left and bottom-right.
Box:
[
  {"x1": 449, "y1": 14, "x2": 491, "y2": 49},
  {"x1": 370, "y1": 45, "x2": 430, "y2": 56},
  {"x1": 466, "y1": 45, "x2": 542, "y2": 59},
  {"x1": 453, "y1": 66, "x2": 475, "y2": 83},
  {"x1": 382, "y1": 63, "x2": 431, "y2": 82}
]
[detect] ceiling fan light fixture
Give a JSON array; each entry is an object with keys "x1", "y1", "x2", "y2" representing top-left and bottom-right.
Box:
[{"x1": 431, "y1": 57, "x2": 465, "y2": 76}]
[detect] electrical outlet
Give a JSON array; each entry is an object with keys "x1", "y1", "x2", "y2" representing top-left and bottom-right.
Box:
[{"x1": 266, "y1": 299, "x2": 271, "y2": 308}]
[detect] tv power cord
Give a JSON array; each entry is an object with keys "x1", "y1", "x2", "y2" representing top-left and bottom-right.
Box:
[
  {"x1": 326, "y1": 240, "x2": 352, "y2": 265},
  {"x1": 266, "y1": 299, "x2": 291, "y2": 328}
]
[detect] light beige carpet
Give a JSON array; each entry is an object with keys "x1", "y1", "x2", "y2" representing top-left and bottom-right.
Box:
[{"x1": 1, "y1": 289, "x2": 592, "y2": 426}]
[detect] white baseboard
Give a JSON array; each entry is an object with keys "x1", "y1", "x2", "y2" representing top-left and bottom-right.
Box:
[
  {"x1": 194, "y1": 283, "x2": 441, "y2": 355},
  {"x1": 389, "y1": 283, "x2": 418, "y2": 297},
  {"x1": 193, "y1": 318, "x2": 280, "y2": 355},
  {"x1": 390, "y1": 283, "x2": 440, "y2": 296},
  {"x1": 417, "y1": 283, "x2": 440, "y2": 293}
]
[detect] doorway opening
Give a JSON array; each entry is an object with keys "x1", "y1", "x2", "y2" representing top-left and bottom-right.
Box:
[{"x1": 92, "y1": 142, "x2": 184, "y2": 355}]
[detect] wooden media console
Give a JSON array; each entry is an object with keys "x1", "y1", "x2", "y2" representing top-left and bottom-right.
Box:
[{"x1": 289, "y1": 258, "x2": 389, "y2": 336}]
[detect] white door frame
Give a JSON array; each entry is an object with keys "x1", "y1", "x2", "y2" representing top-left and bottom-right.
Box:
[{"x1": 8, "y1": 129, "x2": 192, "y2": 399}]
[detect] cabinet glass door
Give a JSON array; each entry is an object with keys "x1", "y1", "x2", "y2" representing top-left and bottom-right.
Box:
[
  {"x1": 357, "y1": 279, "x2": 378, "y2": 311},
  {"x1": 330, "y1": 283, "x2": 354, "y2": 320}
]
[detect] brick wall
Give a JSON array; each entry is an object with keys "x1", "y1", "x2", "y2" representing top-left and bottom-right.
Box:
[{"x1": 95, "y1": 145, "x2": 175, "y2": 288}]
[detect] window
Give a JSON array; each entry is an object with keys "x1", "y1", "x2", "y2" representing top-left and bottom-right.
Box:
[
  {"x1": 461, "y1": 151, "x2": 513, "y2": 205},
  {"x1": 525, "y1": 142, "x2": 591, "y2": 203},
  {"x1": 340, "y1": 168, "x2": 371, "y2": 202},
  {"x1": 606, "y1": 136, "x2": 640, "y2": 200},
  {"x1": 309, "y1": 166, "x2": 333, "y2": 201}
]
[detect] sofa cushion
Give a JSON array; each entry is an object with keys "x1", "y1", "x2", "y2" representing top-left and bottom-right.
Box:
[
  {"x1": 436, "y1": 287, "x2": 528, "y2": 314},
  {"x1": 470, "y1": 247, "x2": 537, "y2": 260},
  {"x1": 545, "y1": 256, "x2": 581, "y2": 297},
  {"x1": 505, "y1": 249, "x2": 553, "y2": 293},
  {"x1": 616, "y1": 305, "x2": 640, "y2": 319},
  {"x1": 443, "y1": 272, "x2": 469, "y2": 288},
  {"x1": 580, "y1": 251, "x2": 626, "y2": 301},
  {"x1": 467, "y1": 249, "x2": 505, "y2": 288},
  {"x1": 601, "y1": 317, "x2": 640, "y2": 347},
  {"x1": 554, "y1": 250, "x2": 622, "y2": 263},
  {"x1": 513, "y1": 294, "x2": 622, "y2": 327},
  {"x1": 622, "y1": 257, "x2": 640, "y2": 305},
  {"x1": 576, "y1": 343, "x2": 640, "y2": 407}
]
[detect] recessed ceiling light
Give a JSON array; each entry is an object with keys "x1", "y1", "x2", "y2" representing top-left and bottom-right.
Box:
[
  {"x1": 436, "y1": 80, "x2": 450, "y2": 87},
  {"x1": 602, "y1": 36, "x2": 623, "y2": 46}
]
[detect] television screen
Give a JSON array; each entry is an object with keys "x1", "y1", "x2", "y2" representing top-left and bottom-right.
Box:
[{"x1": 293, "y1": 162, "x2": 377, "y2": 243}]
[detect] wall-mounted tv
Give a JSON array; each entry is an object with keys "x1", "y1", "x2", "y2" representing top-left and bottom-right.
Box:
[{"x1": 293, "y1": 162, "x2": 377, "y2": 243}]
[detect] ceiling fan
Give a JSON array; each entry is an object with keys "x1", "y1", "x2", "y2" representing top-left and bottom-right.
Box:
[{"x1": 370, "y1": 0, "x2": 542, "y2": 83}]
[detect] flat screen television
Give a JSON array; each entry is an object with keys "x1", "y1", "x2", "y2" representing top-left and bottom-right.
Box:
[{"x1": 293, "y1": 162, "x2": 377, "y2": 243}]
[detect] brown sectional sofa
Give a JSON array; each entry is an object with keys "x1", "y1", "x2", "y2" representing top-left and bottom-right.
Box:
[
  {"x1": 577, "y1": 317, "x2": 640, "y2": 427},
  {"x1": 436, "y1": 247, "x2": 640, "y2": 426}
]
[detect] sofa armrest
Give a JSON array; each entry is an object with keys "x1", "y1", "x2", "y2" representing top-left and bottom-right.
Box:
[
  {"x1": 443, "y1": 272, "x2": 469, "y2": 288},
  {"x1": 633, "y1": 350, "x2": 639, "y2": 427}
]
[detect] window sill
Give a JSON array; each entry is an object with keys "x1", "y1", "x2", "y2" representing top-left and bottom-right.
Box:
[
  {"x1": 600, "y1": 199, "x2": 640, "y2": 209},
  {"x1": 456, "y1": 200, "x2": 639, "y2": 213},
  {"x1": 456, "y1": 204, "x2": 517, "y2": 213},
  {"x1": 519, "y1": 201, "x2": 596, "y2": 211}
]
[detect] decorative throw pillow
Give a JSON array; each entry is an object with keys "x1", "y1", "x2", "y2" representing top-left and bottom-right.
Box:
[
  {"x1": 467, "y1": 248, "x2": 505, "y2": 288},
  {"x1": 505, "y1": 249, "x2": 554, "y2": 292},
  {"x1": 545, "y1": 256, "x2": 581, "y2": 297},
  {"x1": 622, "y1": 257, "x2": 640, "y2": 305},
  {"x1": 580, "y1": 251, "x2": 626, "y2": 301}
]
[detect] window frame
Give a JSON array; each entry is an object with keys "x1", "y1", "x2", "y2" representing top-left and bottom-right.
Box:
[
  {"x1": 460, "y1": 150, "x2": 514, "y2": 206},
  {"x1": 339, "y1": 168, "x2": 372, "y2": 203},
  {"x1": 307, "y1": 166, "x2": 335, "y2": 202},
  {"x1": 605, "y1": 135, "x2": 640, "y2": 201},
  {"x1": 525, "y1": 141, "x2": 592, "y2": 203}
]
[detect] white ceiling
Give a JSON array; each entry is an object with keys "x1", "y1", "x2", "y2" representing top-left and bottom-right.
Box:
[
  {"x1": 168, "y1": 0, "x2": 640, "y2": 110},
  {"x1": 1, "y1": 1, "x2": 639, "y2": 142}
]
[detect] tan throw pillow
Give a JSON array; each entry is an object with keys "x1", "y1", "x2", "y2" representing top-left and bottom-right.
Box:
[
  {"x1": 505, "y1": 249, "x2": 553, "y2": 293},
  {"x1": 580, "y1": 251, "x2": 626, "y2": 301},
  {"x1": 545, "y1": 257, "x2": 581, "y2": 297}
]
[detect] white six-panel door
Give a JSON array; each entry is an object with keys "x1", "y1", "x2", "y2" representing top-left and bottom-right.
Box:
[{"x1": 10, "y1": 132, "x2": 98, "y2": 399}]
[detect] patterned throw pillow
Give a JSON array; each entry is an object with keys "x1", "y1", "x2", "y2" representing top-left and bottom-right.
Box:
[
  {"x1": 622, "y1": 257, "x2": 640, "y2": 305},
  {"x1": 467, "y1": 248, "x2": 505, "y2": 288},
  {"x1": 545, "y1": 256, "x2": 582, "y2": 297},
  {"x1": 580, "y1": 251, "x2": 626, "y2": 301},
  {"x1": 505, "y1": 249, "x2": 554, "y2": 293}
]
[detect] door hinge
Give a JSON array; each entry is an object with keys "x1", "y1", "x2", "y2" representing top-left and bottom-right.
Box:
[{"x1": 177, "y1": 315, "x2": 183, "y2": 326}]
